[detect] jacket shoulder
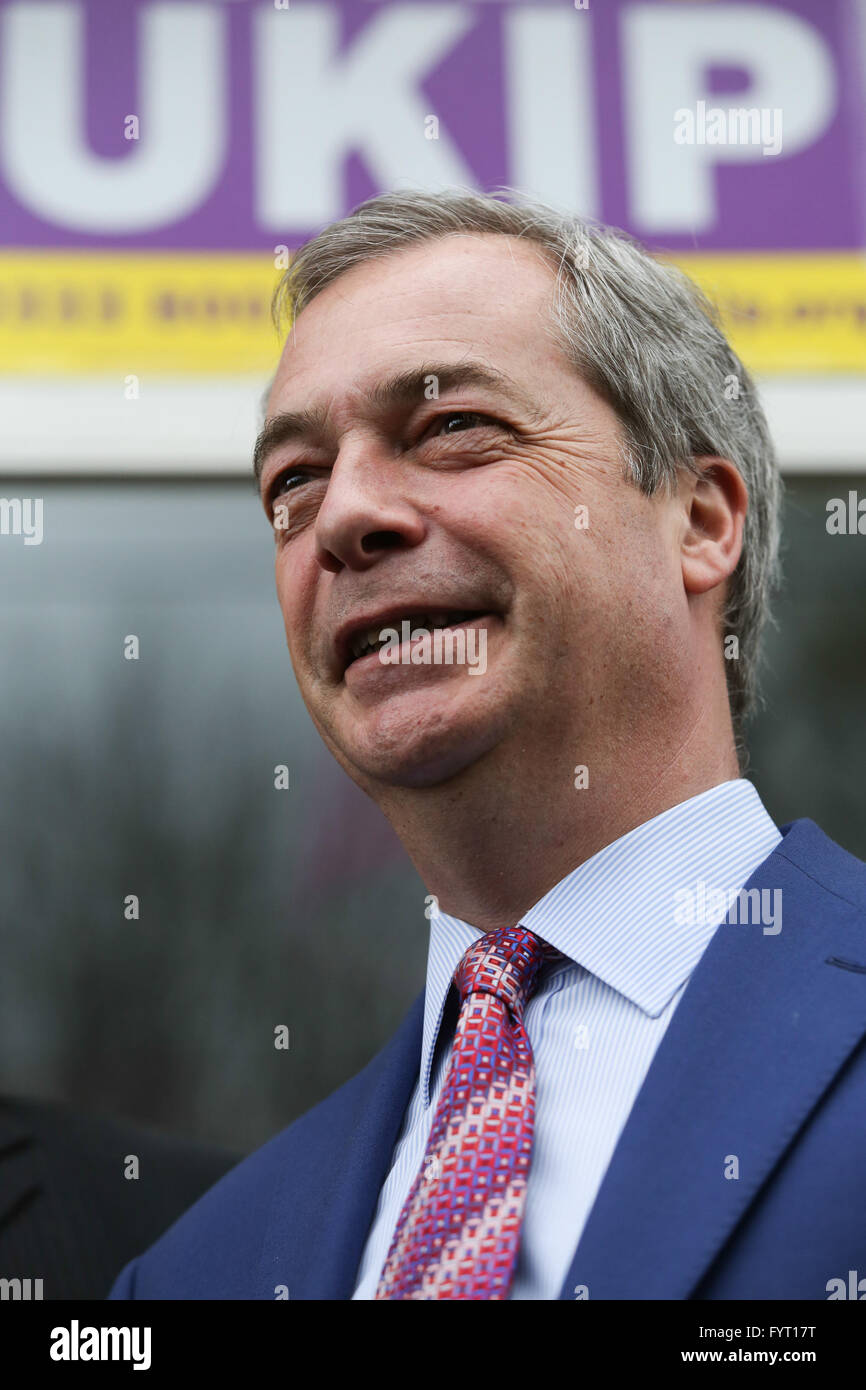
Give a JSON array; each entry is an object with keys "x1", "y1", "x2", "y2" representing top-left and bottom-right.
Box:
[
  {"x1": 775, "y1": 817, "x2": 866, "y2": 922},
  {"x1": 0, "y1": 1095, "x2": 240, "y2": 1299},
  {"x1": 108, "y1": 992, "x2": 424, "y2": 1299}
]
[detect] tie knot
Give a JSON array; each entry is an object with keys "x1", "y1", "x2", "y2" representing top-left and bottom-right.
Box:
[{"x1": 453, "y1": 925, "x2": 552, "y2": 1017}]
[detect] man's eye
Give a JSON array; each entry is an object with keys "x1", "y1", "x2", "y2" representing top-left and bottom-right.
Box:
[
  {"x1": 265, "y1": 469, "x2": 316, "y2": 517},
  {"x1": 271, "y1": 468, "x2": 310, "y2": 497},
  {"x1": 428, "y1": 410, "x2": 497, "y2": 437}
]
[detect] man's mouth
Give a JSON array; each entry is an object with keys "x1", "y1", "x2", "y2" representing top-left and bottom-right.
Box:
[{"x1": 338, "y1": 608, "x2": 493, "y2": 675}]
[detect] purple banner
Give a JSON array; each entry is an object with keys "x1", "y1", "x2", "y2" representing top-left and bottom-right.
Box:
[{"x1": 0, "y1": 0, "x2": 862, "y2": 252}]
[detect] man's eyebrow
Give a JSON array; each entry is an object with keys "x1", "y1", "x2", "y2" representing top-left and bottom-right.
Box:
[
  {"x1": 366, "y1": 362, "x2": 536, "y2": 415},
  {"x1": 252, "y1": 361, "x2": 538, "y2": 486},
  {"x1": 253, "y1": 401, "x2": 330, "y2": 487}
]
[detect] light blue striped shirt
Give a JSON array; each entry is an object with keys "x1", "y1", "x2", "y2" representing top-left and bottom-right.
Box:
[{"x1": 352, "y1": 778, "x2": 782, "y2": 1299}]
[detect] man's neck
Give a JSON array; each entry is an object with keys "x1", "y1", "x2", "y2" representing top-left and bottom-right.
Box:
[{"x1": 379, "y1": 723, "x2": 741, "y2": 932}]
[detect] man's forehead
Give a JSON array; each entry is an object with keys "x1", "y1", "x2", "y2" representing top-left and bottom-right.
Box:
[
  {"x1": 306, "y1": 229, "x2": 554, "y2": 301},
  {"x1": 267, "y1": 234, "x2": 557, "y2": 407},
  {"x1": 286, "y1": 234, "x2": 552, "y2": 343}
]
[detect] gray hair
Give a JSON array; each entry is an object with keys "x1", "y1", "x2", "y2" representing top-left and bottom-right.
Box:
[{"x1": 269, "y1": 186, "x2": 783, "y2": 769}]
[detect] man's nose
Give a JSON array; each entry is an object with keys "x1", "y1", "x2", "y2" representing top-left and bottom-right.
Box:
[{"x1": 314, "y1": 442, "x2": 427, "y2": 574}]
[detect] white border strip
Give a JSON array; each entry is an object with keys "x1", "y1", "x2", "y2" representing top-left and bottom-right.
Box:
[
  {"x1": 0, "y1": 377, "x2": 266, "y2": 476},
  {"x1": 0, "y1": 375, "x2": 863, "y2": 474}
]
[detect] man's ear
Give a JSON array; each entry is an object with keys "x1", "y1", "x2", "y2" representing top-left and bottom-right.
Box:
[{"x1": 679, "y1": 456, "x2": 748, "y2": 597}]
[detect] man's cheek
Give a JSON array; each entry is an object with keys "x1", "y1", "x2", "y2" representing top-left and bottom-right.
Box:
[{"x1": 280, "y1": 608, "x2": 303, "y2": 663}]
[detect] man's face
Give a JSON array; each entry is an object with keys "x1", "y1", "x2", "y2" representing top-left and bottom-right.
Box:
[{"x1": 257, "y1": 234, "x2": 686, "y2": 795}]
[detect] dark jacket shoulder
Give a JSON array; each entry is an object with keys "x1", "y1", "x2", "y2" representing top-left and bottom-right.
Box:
[{"x1": 0, "y1": 1094, "x2": 241, "y2": 1299}]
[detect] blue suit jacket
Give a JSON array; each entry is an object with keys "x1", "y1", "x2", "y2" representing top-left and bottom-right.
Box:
[{"x1": 108, "y1": 817, "x2": 866, "y2": 1300}]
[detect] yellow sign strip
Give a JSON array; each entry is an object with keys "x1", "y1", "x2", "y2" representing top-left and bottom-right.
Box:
[
  {"x1": 670, "y1": 252, "x2": 866, "y2": 374},
  {"x1": 0, "y1": 251, "x2": 284, "y2": 375},
  {"x1": 0, "y1": 249, "x2": 864, "y2": 376}
]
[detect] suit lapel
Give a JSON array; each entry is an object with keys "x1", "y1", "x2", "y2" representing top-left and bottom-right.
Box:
[
  {"x1": 255, "y1": 818, "x2": 866, "y2": 1301},
  {"x1": 259, "y1": 992, "x2": 424, "y2": 1299},
  {"x1": 558, "y1": 818, "x2": 866, "y2": 1299}
]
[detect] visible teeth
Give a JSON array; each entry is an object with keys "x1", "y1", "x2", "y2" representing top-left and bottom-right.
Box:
[{"x1": 347, "y1": 611, "x2": 478, "y2": 662}]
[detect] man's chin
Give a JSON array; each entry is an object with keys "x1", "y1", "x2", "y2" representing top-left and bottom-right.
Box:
[
  {"x1": 309, "y1": 645, "x2": 513, "y2": 791},
  {"x1": 336, "y1": 710, "x2": 504, "y2": 792},
  {"x1": 360, "y1": 748, "x2": 481, "y2": 791}
]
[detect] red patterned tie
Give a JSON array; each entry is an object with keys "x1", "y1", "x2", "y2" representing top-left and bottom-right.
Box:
[{"x1": 374, "y1": 925, "x2": 553, "y2": 1300}]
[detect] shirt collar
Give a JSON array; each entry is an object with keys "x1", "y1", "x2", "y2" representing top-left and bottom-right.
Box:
[{"x1": 418, "y1": 778, "x2": 781, "y2": 1106}]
